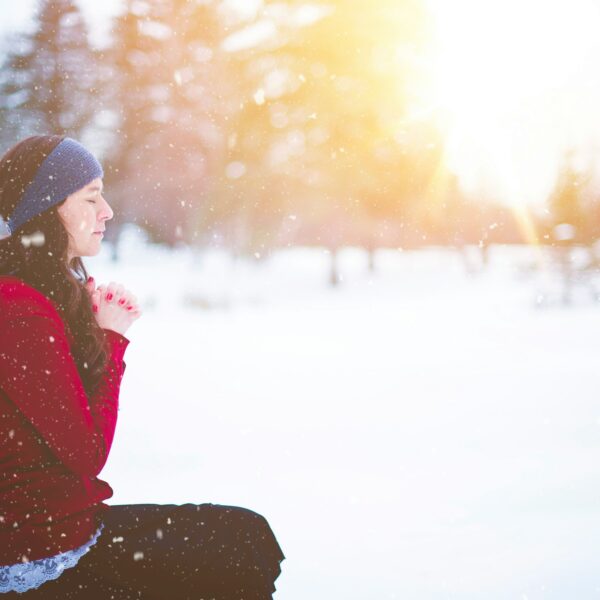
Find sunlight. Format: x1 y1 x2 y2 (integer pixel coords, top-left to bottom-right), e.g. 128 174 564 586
421 0 600 206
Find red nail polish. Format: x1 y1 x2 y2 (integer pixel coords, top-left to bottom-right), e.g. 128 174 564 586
127 306 133 311
106 293 113 301
92 304 98 313
87 276 94 283
118 298 126 305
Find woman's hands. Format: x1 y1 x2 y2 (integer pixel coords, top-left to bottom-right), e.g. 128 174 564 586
85 277 142 336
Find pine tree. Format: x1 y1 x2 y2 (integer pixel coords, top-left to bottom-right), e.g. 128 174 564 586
217 0 441 276
0 0 98 148
104 0 226 245
549 151 586 243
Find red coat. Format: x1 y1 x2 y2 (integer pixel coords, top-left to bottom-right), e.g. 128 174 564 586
0 276 129 566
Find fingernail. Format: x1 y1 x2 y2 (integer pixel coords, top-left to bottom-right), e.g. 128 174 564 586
106 293 113 301
87 276 94 283
118 298 126 305
92 304 98 313
127 306 133 311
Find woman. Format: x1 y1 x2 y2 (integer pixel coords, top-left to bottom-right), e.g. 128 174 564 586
0 135 285 599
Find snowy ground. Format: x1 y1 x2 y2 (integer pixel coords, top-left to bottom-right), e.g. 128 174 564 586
87 235 600 600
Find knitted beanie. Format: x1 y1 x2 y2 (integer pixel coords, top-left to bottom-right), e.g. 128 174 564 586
0 137 103 240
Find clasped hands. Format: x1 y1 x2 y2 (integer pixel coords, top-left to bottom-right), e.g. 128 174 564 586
84 276 142 336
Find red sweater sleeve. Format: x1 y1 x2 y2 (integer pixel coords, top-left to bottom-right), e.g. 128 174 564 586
0 288 129 478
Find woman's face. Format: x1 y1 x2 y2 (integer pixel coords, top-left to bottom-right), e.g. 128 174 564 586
57 177 113 260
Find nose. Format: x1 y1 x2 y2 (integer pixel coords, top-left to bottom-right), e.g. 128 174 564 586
98 195 114 222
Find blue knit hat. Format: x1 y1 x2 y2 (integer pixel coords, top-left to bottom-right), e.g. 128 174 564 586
0 137 104 240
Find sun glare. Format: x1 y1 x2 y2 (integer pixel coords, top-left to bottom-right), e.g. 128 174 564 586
421 0 600 206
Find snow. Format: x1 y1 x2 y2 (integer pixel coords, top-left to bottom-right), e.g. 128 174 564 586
87 239 600 599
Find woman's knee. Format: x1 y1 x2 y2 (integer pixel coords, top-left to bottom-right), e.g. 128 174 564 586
178 503 270 531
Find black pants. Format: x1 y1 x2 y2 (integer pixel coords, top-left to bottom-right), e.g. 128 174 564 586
10 503 285 600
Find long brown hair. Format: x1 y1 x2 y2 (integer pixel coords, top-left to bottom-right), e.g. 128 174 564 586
0 135 108 395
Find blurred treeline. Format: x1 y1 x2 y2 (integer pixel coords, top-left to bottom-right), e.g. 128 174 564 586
0 0 598 256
